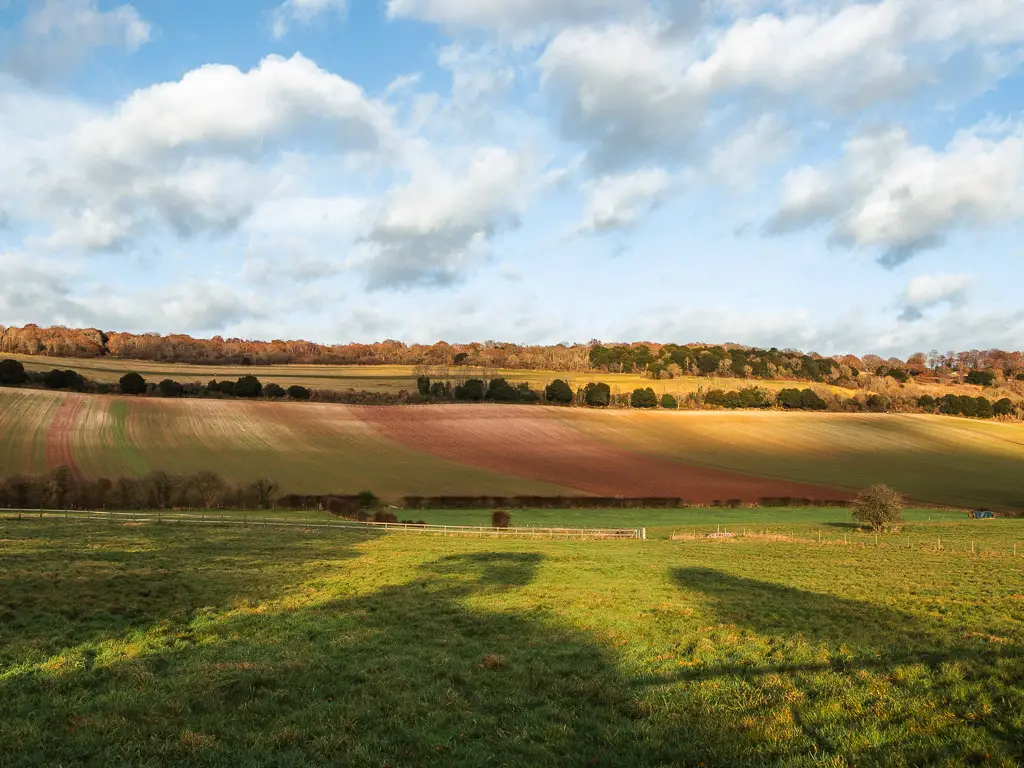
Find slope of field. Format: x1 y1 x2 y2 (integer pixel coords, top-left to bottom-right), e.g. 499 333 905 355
2 389 1023 508
2 520 1023 766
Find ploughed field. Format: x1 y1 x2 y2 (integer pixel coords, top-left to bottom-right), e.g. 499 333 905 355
2 388 1024 510
2 513 1023 766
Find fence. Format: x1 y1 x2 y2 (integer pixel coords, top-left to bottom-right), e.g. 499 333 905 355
670 525 1023 558
0 509 646 540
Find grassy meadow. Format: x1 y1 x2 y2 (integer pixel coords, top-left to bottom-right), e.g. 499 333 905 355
2 509 1023 767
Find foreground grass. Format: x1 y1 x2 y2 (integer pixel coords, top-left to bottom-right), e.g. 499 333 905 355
2 518 1023 767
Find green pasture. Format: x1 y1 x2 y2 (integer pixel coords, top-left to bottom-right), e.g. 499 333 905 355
2 515 1023 767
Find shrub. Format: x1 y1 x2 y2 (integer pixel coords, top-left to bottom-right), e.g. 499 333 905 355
429 381 450 399
851 484 904 532
492 510 511 529
263 383 286 398
777 388 803 409
119 372 147 395
43 369 85 391
287 385 311 400
357 490 377 508
584 382 611 407
866 394 890 413
1017 374 1024 382
631 387 658 408
994 398 1015 417
917 394 936 411
545 379 574 404
234 375 263 398
454 379 485 401
517 383 539 402
800 389 828 411
157 379 184 398
486 377 520 402
661 393 678 409
416 375 431 396
0 359 27 386
373 510 399 523
888 368 910 383
966 370 996 386
975 396 994 419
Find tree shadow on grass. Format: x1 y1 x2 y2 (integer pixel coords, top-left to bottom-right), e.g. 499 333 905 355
0 522 369 668
3 551 675 767
659 567 1024 765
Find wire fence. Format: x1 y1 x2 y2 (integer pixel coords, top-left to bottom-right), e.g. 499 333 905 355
670 524 1024 558
0 509 645 540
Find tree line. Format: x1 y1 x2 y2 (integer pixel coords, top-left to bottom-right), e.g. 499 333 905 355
5 324 1024 385
0 359 312 401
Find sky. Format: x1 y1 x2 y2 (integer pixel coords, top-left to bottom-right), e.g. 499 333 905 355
0 0 1023 356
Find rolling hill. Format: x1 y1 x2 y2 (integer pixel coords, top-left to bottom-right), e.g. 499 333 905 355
2 388 1022 510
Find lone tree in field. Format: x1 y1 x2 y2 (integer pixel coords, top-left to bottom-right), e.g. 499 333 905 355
119 372 147 395
851 484 904 532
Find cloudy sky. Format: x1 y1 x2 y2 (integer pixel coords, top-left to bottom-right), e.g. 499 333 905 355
1 0 1023 355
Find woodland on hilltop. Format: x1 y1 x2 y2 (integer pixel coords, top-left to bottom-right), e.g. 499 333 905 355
2 323 1024 385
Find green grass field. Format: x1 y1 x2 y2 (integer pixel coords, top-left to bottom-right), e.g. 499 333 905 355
2 510 1022 767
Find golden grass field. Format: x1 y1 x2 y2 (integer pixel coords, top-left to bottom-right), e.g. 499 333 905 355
2 388 1022 510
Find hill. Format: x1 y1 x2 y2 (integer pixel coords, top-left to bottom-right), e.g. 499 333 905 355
2 388 1022 510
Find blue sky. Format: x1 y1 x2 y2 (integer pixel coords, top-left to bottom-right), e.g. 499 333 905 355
1 0 1023 356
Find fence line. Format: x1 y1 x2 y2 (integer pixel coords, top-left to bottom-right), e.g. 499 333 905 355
0 509 645 540
670 527 1023 558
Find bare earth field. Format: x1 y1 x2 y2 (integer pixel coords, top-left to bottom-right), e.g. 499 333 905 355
2 389 1023 509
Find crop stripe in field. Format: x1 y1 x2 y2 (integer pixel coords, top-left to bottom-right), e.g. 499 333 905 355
109 399 149 475
44 394 86 478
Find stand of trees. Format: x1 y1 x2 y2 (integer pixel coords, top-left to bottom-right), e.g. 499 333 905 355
5 324 1024 385
0 468 280 511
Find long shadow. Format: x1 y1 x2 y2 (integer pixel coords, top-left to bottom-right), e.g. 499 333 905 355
0 521 368 668
662 567 1024 764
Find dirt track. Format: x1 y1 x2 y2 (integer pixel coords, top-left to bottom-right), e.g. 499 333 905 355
359 405 848 502
44 394 85 479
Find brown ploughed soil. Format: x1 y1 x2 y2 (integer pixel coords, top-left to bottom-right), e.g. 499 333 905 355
358 405 849 503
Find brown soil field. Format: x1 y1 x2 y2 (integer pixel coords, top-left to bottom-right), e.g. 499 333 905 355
43 394 85 479
359 405 848 502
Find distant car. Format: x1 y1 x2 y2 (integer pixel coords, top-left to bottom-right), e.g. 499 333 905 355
968 509 995 520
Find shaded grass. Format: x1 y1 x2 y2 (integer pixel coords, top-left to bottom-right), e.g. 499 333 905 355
2 518 1023 766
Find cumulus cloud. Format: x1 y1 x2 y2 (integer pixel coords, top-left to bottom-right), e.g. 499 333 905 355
766 122 1024 266
271 0 347 39
577 167 672 233
438 44 515 109
709 114 799 189
355 146 535 289
5 0 150 82
898 273 974 322
539 0 1024 170
0 54 395 254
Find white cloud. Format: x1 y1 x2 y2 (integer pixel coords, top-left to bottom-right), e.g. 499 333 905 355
709 113 798 189
438 44 515 108
355 146 536 288
0 54 395 254
272 0 347 39
577 167 672 233
898 273 974 321
386 0 634 37
539 0 1024 169
5 0 150 82
767 122 1024 265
